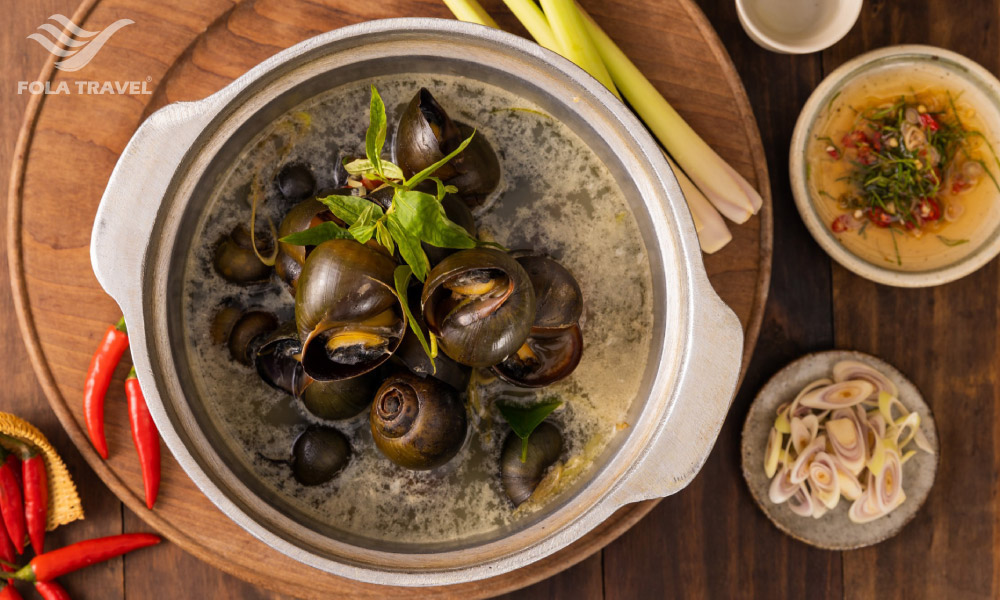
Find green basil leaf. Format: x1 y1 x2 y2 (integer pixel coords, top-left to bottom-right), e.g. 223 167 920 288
497 399 562 462
386 212 429 281
366 85 388 177
393 190 477 250
344 158 405 181
375 220 395 255
406 130 475 188
349 203 378 244
393 265 435 369
317 194 383 226
279 222 352 245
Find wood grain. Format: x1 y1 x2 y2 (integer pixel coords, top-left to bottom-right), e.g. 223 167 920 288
5 0 771 597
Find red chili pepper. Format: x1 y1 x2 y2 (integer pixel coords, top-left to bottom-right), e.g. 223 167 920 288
0 454 24 555
919 113 940 131
11 533 160 583
83 317 129 459
866 207 893 228
918 197 942 221
0 582 22 600
2 458 19 494
826 147 840 159
0 516 16 580
952 179 971 194
34 582 70 600
21 452 47 554
830 214 851 233
126 369 160 510
360 177 380 191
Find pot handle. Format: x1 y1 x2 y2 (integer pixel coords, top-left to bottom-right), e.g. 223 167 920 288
608 270 743 506
90 100 216 310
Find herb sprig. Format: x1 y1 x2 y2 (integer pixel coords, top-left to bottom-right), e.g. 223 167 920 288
281 85 479 282
498 399 562 462
280 86 484 366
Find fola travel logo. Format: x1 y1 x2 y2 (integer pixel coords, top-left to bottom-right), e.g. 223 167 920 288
17 14 152 95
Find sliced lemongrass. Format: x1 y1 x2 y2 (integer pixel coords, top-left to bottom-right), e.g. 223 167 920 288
900 449 917 464
768 465 800 504
808 452 841 510
810 487 829 519
787 485 815 517
826 417 866 475
789 435 826 484
831 455 864 501
800 380 875 410
764 427 783 479
874 450 903 510
788 378 833 418
891 411 922 452
577 6 762 223
866 431 888 478
664 153 731 252
249 174 278 267
441 0 499 27
833 360 898 399
501 0 561 52
790 414 818 455
774 403 791 434
541 0 621 99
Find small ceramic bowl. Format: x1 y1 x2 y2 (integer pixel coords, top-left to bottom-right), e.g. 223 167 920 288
741 350 939 550
790 45 1000 287
735 0 862 54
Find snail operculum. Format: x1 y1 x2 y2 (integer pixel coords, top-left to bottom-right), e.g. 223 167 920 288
500 421 563 506
254 322 301 394
369 371 468 470
421 248 535 368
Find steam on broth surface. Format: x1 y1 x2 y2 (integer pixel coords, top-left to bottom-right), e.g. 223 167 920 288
182 74 653 543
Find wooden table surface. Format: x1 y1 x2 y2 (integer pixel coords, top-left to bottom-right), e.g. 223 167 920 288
1 0 997 598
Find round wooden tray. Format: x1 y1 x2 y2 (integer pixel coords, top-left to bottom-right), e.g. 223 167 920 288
7 0 772 597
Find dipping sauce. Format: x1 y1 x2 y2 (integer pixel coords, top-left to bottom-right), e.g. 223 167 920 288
806 61 1000 270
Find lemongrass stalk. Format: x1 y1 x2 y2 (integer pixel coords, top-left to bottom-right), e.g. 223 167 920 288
539 0 621 100
577 6 762 223
664 153 731 253
442 0 499 27
502 0 562 52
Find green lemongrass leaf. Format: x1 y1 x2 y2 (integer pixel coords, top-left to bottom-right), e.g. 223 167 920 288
406 131 476 189
441 0 500 27
279 222 353 245
375 220 395 255
393 190 477 249
366 85 388 177
386 212 429 281
343 157 405 181
317 194 383 226
937 235 970 247
393 265 435 369
349 203 379 244
497 399 562 462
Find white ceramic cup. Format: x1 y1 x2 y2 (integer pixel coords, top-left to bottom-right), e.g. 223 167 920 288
735 0 863 54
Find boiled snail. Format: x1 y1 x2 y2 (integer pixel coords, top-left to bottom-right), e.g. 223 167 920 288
493 254 583 387
213 225 273 285
421 247 536 368
394 88 501 206
276 162 316 202
369 372 468 470
290 425 351 486
295 239 406 381
500 422 563 506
